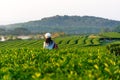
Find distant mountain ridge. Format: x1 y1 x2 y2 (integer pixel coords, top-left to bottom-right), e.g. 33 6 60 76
1 15 120 35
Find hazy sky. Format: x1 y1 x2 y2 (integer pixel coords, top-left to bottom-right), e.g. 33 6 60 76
0 0 120 25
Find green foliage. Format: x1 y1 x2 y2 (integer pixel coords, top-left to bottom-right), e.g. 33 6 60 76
0 46 120 80
100 32 120 38
0 36 119 80
85 38 93 46
92 38 101 45
106 43 120 56
77 36 86 45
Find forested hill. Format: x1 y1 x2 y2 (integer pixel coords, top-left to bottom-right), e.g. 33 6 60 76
1 15 120 35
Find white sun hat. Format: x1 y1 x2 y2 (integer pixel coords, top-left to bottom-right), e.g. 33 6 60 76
45 33 51 38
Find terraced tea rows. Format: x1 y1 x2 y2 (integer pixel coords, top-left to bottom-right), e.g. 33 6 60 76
0 36 119 80
0 40 43 49
0 36 101 49
55 36 101 47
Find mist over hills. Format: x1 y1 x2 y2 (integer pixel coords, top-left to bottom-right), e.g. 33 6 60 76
0 15 120 35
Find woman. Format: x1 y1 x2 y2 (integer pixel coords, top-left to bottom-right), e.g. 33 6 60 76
43 33 58 49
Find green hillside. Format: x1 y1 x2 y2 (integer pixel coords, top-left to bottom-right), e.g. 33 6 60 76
1 15 120 35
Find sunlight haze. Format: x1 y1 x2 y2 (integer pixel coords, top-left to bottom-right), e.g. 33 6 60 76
0 0 120 25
